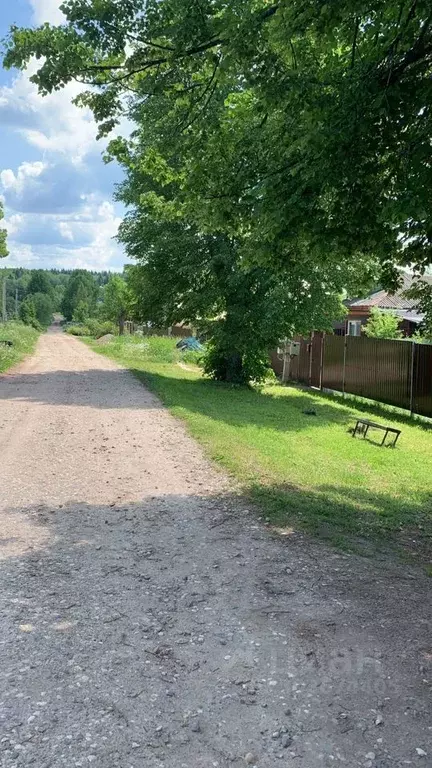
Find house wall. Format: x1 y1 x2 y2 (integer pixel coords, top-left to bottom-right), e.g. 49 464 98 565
334 309 417 337
333 308 370 336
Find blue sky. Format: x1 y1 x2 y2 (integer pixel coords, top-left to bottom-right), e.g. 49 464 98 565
0 0 127 271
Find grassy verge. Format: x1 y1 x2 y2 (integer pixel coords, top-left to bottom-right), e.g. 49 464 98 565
0 322 40 373
87 335 432 563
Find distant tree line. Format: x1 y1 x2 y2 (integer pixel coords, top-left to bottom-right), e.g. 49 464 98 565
0 268 112 330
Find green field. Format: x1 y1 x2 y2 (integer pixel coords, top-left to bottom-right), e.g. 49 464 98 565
0 322 40 373
88 335 432 563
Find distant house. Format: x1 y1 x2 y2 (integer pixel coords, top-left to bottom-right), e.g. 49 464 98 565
334 272 432 337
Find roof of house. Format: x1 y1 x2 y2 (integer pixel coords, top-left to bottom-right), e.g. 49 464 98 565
348 272 432 311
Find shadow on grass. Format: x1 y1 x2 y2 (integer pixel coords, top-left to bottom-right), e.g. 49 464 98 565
297 384 432 431
250 482 432 563
0 360 382 436
129 368 367 434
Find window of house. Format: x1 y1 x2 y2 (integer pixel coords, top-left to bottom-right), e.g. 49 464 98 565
347 320 362 337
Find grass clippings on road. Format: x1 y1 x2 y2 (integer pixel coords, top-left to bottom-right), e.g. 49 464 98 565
88 335 432 562
0 322 40 373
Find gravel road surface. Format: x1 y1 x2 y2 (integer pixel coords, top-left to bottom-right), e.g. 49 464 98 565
0 329 430 768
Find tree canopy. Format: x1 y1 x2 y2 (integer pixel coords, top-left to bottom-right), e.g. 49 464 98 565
27 270 53 296
5 0 432 378
32 292 54 327
5 0 432 278
61 270 98 321
101 274 131 334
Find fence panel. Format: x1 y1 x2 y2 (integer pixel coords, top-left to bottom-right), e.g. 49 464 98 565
271 333 431 418
413 343 432 418
344 336 412 410
310 333 323 387
296 337 311 384
322 335 345 391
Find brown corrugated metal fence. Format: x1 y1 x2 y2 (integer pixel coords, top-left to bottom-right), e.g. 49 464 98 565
272 334 432 418
413 343 432 417
344 336 412 411
321 335 345 392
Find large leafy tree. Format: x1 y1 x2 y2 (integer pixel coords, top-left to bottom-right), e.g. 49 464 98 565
121 152 356 381
129 178 374 381
6 0 431 376
27 269 53 296
61 270 98 321
4 0 432 275
100 274 131 335
126 227 348 382
32 292 54 327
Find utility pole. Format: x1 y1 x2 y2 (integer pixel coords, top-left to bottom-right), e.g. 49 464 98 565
1 278 6 323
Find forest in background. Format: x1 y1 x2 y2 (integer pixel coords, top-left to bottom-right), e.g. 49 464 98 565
0 268 113 329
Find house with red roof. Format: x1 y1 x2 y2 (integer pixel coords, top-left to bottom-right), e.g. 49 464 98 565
334 272 432 337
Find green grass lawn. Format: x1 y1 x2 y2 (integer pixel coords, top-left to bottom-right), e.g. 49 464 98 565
88 335 432 562
0 322 40 373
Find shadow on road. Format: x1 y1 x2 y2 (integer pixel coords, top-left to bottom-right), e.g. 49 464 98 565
0 365 361 436
0 368 161 410
1 494 431 766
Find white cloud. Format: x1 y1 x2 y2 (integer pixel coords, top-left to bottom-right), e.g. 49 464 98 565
0 62 101 164
1 162 45 195
58 221 74 241
0 1 130 272
0 160 89 214
30 0 66 25
6 243 39 265
2 193 126 271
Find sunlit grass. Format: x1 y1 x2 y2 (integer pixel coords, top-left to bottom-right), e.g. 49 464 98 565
0 322 40 373
89 335 432 560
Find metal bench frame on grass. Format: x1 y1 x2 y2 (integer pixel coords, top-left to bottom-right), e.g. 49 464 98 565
352 418 401 447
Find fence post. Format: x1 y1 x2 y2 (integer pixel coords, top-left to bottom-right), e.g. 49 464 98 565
409 341 416 416
308 332 314 387
342 335 347 397
319 334 325 390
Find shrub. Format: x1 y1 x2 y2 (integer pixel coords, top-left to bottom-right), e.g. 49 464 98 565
203 339 271 384
19 296 42 330
182 348 204 366
364 308 402 339
65 324 88 337
65 319 117 338
72 300 90 324
86 318 117 338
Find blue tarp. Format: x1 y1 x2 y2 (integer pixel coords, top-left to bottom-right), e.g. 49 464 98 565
176 337 203 352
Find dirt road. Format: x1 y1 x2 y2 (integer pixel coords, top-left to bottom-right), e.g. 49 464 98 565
0 330 430 768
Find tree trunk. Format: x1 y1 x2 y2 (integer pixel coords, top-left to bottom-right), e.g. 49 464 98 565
119 316 125 335
224 351 244 383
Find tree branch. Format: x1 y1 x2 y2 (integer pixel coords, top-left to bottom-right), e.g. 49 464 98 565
69 4 280 82
178 55 221 132
351 17 359 68
381 27 432 86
